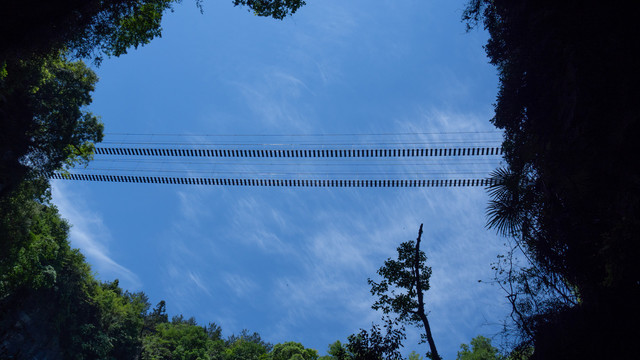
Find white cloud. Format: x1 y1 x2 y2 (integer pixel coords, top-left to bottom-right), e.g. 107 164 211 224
189 270 213 296
229 196 296 255
224 273 259 297
51 181 141 289
233 69 315 132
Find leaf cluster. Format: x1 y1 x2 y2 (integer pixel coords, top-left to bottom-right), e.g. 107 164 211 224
271 341 319 360
345 317 406 360
368 240 431 327
233 0 306 20
0 181 148 358
0 0 180 65
0 53 104 197
456 336 501 360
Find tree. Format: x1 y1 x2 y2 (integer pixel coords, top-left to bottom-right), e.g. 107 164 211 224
0 179 154 359
456 336 500 360
0 178 65 296
205 322 224 341
464 1 640 358
345 317 405 360
0 53 104 197
368 224 440 360
143 300 170 335
86 281 151 359
0 0 306 64
224 337 270 360
233 0 306 20
320 340 351 360
226 329 273 352
0 0 178 64
142 321 211 360
271 341 319 360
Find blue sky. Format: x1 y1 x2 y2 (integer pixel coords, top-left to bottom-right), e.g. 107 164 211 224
50 0 510 358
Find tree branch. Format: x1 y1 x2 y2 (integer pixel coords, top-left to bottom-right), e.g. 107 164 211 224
414 224 440 360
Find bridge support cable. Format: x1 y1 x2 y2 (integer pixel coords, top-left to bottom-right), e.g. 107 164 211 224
93 146 503 158
61 133 505 188
50 173 495 188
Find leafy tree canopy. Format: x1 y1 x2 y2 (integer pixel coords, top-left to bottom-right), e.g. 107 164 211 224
345 317 405 360
0 53 103 197
233 0 306 20
0 178 70 297
0 180 149 359
320 340 351 360
368 224 439 360
0 0 180 64
456 336 500 360
271 341 319 360
0 0 306 64
142 321 211 360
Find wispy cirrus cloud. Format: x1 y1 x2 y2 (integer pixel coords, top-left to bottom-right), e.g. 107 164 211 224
233 69 315 132
51 181 141 289
223 273 259 298
128 104 510 358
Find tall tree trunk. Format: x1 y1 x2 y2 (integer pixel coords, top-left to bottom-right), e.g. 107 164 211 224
414 224 441 360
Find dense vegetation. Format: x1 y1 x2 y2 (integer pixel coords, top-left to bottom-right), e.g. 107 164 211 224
0 178 498 359
464 1 640 358
1 180 453 360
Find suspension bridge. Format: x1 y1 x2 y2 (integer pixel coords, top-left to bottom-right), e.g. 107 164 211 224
53 131 504 188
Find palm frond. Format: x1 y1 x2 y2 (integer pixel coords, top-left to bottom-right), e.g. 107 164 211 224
486 167 527 237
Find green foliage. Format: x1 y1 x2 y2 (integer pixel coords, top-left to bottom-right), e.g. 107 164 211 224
345 317 405 360
1 0 306 64
173 314 199 326
142 322 211 360
0 0 180 64
0 180 152 359
140 323 280 360
106 0 178 59
0 53 103 196
456 336 501 360
233 0 306 20
321 340 351 360
94 281 150 358
226 329 273 352
368 240 431 325
144 300 170 335
205 322 224 340
368 225 439 360
407 351 423 360
224 330 272 360
271 341 319 360
0 178 67 296
224 338 267 360
141 315 230 360
0 178 331 360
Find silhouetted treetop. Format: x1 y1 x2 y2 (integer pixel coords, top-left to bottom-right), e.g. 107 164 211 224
233 0 306 20
465 1 640 358
0 0 307 64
